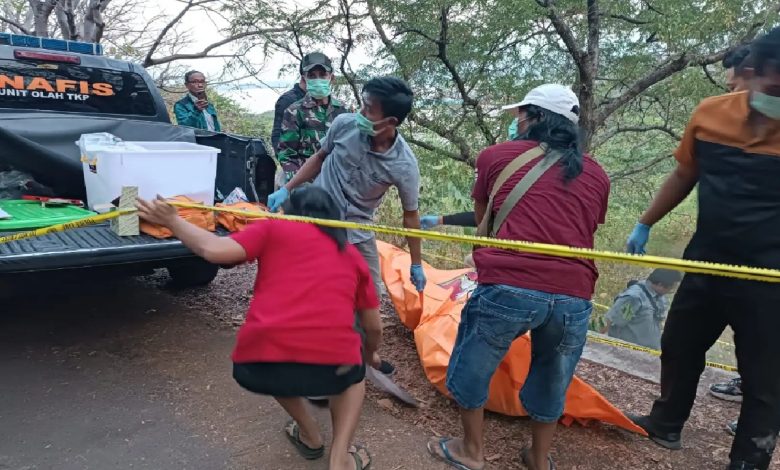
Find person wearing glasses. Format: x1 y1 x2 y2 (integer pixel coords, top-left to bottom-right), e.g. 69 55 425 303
174 70 221 132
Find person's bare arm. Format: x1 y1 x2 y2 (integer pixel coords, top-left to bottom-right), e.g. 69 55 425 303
638 164 698 226
403 210 422 265
136 197 246 265
357 307 382 367
284 148 326 191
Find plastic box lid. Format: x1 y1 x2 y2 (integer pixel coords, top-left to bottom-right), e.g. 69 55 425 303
0 200 96 231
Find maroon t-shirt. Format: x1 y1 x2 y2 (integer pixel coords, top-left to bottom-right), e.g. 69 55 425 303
472 140 610 299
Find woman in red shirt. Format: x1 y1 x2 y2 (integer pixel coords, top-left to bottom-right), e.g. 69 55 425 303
137 185 381 470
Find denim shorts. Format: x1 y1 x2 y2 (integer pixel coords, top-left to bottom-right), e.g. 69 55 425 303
446 284 592 423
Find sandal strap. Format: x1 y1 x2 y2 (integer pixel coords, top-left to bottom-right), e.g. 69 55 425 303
438 438 477 470
350 445 371 470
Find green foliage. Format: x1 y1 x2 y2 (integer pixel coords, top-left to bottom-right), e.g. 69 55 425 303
360 0 778 165
207 93 274 138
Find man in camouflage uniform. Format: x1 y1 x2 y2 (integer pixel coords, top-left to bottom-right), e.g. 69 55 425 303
277 52 347 182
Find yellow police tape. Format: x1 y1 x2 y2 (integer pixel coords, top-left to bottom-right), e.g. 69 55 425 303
3 200 780 284
175 201 780 282
591 302 735 349
586 334 738 372
0 201 743 371
0 209 135 244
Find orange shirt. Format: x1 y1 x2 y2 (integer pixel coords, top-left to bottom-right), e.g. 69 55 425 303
675 92 780 268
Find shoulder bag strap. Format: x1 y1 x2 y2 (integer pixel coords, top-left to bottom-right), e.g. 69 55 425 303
490 148 562 237
476 145 545 237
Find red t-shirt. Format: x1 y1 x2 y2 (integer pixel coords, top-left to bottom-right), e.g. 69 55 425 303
472 140 610 299
229 220 378 365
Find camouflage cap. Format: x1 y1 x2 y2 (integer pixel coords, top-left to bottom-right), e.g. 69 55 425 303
300 52 333 73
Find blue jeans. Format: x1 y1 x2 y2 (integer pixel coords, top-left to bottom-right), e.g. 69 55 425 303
446 284 592 423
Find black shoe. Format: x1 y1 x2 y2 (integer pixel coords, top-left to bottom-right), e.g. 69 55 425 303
627 413 682 450
710 377 743 403
377 359 395 376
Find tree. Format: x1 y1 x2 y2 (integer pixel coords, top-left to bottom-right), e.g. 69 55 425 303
0 0 346 92
0 0 110 42
260 0 778 170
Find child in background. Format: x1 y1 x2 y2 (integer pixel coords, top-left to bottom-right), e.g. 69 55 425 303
136 185 381 470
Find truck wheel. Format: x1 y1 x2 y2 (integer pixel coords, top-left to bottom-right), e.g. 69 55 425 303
166 259 219 288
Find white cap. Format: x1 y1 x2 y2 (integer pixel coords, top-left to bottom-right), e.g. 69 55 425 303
501 84 580 124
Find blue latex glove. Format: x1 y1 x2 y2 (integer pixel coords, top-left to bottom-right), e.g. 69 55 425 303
420 215 441 230
267 187 290 212
410 264 427 292
626 222 651 254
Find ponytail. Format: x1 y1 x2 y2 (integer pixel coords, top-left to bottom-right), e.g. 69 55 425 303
521 104 584 182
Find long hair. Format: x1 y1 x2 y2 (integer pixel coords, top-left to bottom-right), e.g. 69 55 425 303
282 184 347 251
519 104 584 182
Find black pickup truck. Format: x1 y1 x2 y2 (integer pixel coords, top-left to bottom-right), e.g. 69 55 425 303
0 33 275 289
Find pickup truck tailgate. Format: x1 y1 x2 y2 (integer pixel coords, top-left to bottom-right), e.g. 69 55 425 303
0 224 193 273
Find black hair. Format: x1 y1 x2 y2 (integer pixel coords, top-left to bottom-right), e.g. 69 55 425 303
518 104 583 182
362 76 414 124
184 70 204 83
648 269 683 287
723 46 751 71
751 27 780 77
282 184 347 251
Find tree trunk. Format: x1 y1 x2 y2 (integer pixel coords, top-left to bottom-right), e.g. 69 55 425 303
578 83 597 150
580 0 600 150
29 0 58 37
54 0 78 40
82 0 108 43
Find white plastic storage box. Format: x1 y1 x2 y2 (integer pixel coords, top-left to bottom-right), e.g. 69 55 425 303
78 138 219 211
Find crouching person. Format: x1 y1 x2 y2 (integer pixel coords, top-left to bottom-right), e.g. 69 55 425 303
427 85 610 470
136 185 381 470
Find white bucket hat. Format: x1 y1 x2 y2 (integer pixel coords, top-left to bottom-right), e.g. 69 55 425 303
501 84 580 124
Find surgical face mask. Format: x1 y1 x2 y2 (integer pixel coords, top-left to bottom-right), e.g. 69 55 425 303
507 117 530 140
750 91 780 120
356 112 382 136
306 78 331 99
508 118 519 140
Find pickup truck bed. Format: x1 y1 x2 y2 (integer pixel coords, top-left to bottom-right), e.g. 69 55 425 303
0 38 273 288
0 224 208 273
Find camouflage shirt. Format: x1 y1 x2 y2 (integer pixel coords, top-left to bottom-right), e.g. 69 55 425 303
277 94 347 181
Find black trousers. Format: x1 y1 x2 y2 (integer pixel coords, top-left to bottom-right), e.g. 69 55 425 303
649 274 780 469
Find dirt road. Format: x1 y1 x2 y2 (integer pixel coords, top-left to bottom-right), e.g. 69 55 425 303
0 267 772 470
0 276 447 470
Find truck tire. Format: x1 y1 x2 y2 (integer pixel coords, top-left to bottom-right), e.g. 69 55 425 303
166 259 219 288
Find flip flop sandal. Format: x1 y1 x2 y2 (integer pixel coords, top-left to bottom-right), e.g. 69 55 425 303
427 437 483 470
284 420 324 460
348 444 372 470
520 446 556 470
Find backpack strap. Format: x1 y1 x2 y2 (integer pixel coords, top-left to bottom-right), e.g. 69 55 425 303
637 283 661 317
476 145 545 237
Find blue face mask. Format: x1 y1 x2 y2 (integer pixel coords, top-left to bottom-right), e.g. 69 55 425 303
306 78 331 99
508 116 531 141
750 92 780 120
507 118 519 140
356 112 380 136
